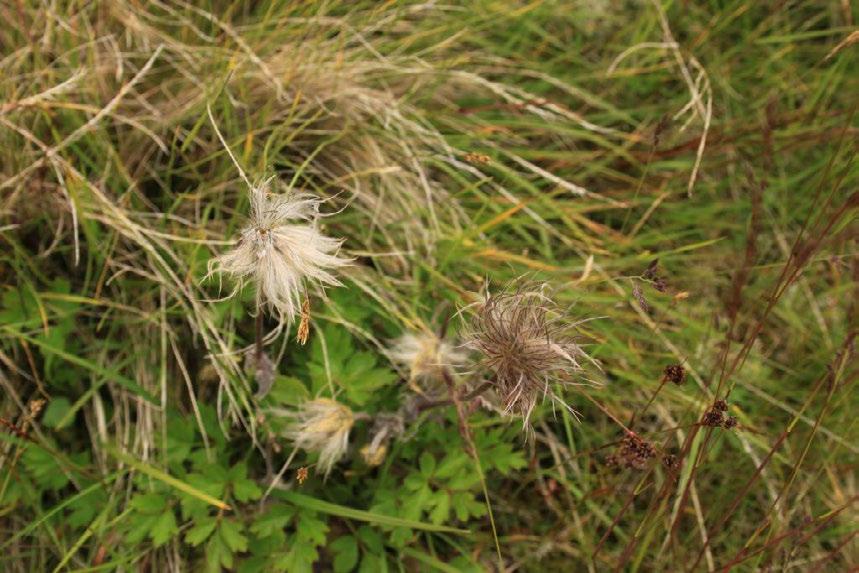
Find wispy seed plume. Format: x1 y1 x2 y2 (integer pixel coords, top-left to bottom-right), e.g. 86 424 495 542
388 331 467 392
210 180 350 325
466 283 590 425
283 398 354 478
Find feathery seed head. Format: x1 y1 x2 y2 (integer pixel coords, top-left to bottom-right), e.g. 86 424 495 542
359 413 404 467
466 283 587 424
388 331 467 384
210 180 350 324
285 398 354 477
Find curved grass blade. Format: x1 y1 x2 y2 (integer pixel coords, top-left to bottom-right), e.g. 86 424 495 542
275 491 470 535
106 446 231 511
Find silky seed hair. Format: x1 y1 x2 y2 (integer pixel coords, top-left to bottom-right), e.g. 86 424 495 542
388 331 467 389
282 398 355 478
209 179 350 325
466 282 589 425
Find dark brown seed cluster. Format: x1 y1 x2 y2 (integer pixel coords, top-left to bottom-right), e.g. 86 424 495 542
702 399 738 429
632 283 650 313
702 409 724 427
662 364 686 385
607 432 657 470
467 284 585 423
661 453 680 471
642 259 669 293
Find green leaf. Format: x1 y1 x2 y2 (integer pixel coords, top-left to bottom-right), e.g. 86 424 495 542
359 553 388 573
267 376 309 406
41 397 72 428
22 446 70 490
280 542 319 573
206 531 233 571
419 452 436 477
186 519 217 546
429 491 451 525
229 463 262 502
220 518 248 553
331 535 359 573
150 510 178 547
130 492 167 514
357 526 383 553
295 510 329 546
250 504 295 537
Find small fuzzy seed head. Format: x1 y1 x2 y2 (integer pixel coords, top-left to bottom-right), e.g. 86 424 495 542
388 331 467 386
284 398 354 477
466 283 588 424
210 180 350 324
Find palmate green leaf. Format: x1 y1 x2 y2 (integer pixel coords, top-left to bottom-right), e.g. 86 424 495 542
206 530 233 572
294 510 329 546
220 518 249 553
266 375 310 407
185 518 217 546
228 462 262 502
429 491 451 525
41 397 72 428
278 542 319 573
359 553 389 573
330 535 359 573
150 510 178 547
306 326 396 405
0 285 39 327
419 452 436 477
126 513 159 545
277 510 329 573
276 491 470 534
22 445 70 490
451 492 486 522
250 504 295 537
180 472 226 519
130 492 167 514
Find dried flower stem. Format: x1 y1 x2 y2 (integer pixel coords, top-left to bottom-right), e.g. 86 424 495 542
442 369 475 457
255 304 264 361
413 379 493 414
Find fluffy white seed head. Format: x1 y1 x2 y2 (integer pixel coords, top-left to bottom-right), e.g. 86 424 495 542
388 331 467 383
210 181 350 324
284 398 354 477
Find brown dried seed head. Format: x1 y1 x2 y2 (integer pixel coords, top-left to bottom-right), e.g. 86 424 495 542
632 283 650 313
723 416 738 429
28 399 46 418
464 152 491 164
297 298 311 345
714 399 728 412
662 364 686 385
296 467 309 484
661 453 680 471
613 432 657 470
467 283 588 424
643 259 660 280
702 409 724 427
